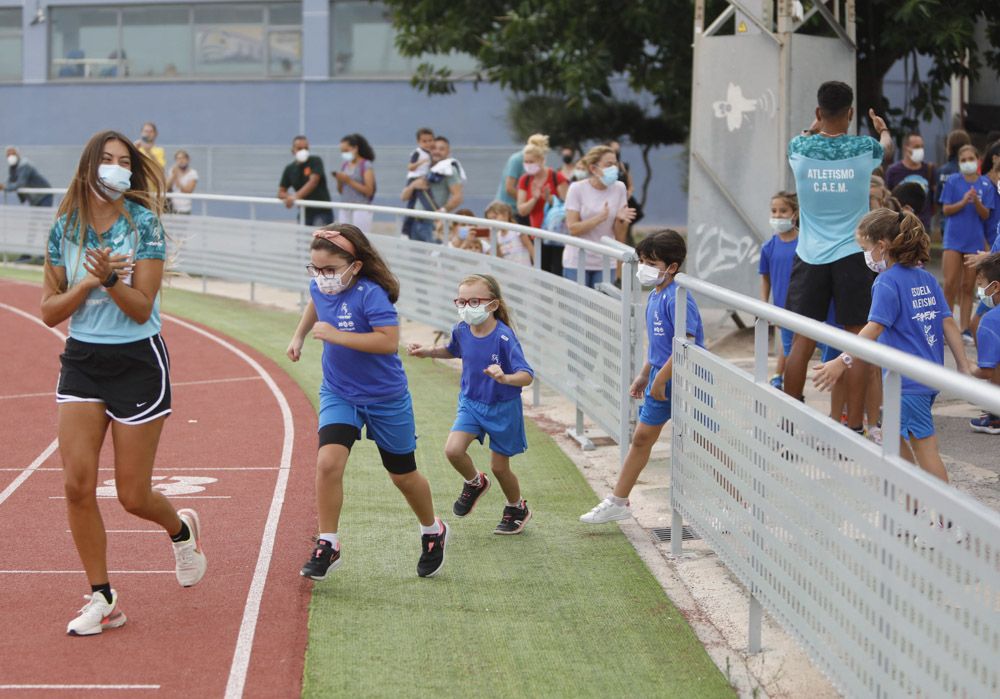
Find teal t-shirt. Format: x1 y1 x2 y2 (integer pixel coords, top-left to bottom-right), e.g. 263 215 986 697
47 199 166 344
496 151 524 207
788 134 884 264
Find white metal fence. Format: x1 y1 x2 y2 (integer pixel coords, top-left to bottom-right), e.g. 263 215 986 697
0 192 644 460
670 273 1000 699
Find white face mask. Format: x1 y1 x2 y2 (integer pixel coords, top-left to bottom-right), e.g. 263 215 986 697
909 147 925 164
572 168 587 180
769 218 794 234
295 148 310 164
977 282 997 309
523 162 541 176
863 248 887 274
341 151 354 162
6 155 17 167
96 163 132 200
314 264 356 295
457 303 493 326
636 263 666 287
959 161 978 175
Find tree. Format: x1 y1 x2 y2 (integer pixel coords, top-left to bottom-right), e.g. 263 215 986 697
854 1 1000 137
381 0 693 209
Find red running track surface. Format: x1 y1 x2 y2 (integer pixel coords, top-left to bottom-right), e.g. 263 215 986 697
0 279 318 698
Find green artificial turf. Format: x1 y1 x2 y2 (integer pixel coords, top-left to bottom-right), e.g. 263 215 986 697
1 266 734 698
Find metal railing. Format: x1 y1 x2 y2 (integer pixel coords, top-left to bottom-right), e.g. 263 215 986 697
669 273 1000 699
0 190 644 460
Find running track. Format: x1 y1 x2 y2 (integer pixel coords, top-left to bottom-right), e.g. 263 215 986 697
0 278 317 698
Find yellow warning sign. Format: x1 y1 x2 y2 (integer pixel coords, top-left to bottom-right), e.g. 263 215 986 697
737 20 748 33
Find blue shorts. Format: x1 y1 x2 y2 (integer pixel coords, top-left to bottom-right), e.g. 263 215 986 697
943 227 987 254
639 379 672 426
451 395 527 457
562 267 615 289
900 393 935 440
779 327 793 357
318 387 417 454
818 343 841 363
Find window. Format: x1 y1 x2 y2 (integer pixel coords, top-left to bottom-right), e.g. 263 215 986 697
0 8 21 81
329 1 476 78
49 3 301 80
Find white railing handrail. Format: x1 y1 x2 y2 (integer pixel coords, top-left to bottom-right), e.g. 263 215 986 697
674 272 1000 415
11 187 636 262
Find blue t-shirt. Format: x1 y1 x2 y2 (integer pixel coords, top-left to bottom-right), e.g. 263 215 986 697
868 265 951 394
976 305 1000 370
496 151 524 207
310 276 408 405
984 180 1000 248
788 134 884 264
758 234 798 308
939 173 997 253
47 199 166 344
646 282 705 369
446 320 533 404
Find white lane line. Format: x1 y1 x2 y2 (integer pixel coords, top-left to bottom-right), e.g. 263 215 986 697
0 685 159 691
48 496 232 500
164 315 295 699
66 530 161 534
0 375 263 401
0 303 65 508
0 440 58 508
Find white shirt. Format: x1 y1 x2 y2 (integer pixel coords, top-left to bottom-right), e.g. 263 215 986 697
170 168 199 213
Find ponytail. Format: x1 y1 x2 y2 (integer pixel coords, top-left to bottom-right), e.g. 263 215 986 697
859 208 929 268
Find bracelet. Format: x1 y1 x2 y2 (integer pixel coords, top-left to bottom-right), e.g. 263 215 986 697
101 271 119 288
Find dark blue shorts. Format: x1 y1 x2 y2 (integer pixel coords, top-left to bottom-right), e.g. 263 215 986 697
318 387 417 454
451 395 527 457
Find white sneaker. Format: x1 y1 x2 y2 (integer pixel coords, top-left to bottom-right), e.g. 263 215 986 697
580 497 630 524
173 508 207 587
868 425 883 446
66 590 126 636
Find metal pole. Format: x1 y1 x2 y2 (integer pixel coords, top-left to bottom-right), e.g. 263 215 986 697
754 316 769 383
881 370 901 459
671 285 689 558
749 594 763 653
532 236 543 408
618 256 634 463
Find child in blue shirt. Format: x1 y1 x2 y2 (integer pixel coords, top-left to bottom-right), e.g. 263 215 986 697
939 144 997 343
759 191 799 390
581 230 704 524
287 224 449 580
969 253 1000 434
408 274 535 534
814 210 971 487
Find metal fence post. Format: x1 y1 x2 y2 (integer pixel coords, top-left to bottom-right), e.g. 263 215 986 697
618 255 636 463
748 315 770 653
566 256 595 451
532 236 543 408
670 284 688 558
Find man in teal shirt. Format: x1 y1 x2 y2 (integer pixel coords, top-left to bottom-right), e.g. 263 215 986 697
783 81 893 435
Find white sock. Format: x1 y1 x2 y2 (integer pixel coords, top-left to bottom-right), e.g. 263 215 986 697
609 495 628 507
318 532 339 549
465 473 482 486
506 499 523 508
419 519 442 536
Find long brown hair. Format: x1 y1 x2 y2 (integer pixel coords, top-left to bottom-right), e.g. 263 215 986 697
311 223 400 303
857 208 929 268
460 273 514 329
58 130 166 243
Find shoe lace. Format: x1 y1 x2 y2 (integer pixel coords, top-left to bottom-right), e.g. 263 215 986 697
175 542 197 568
458 481 479 505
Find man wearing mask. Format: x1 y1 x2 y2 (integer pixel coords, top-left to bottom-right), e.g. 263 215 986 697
885 132 935 230
278 135 333 226
400 136 464 243
134 122 166 168
0 147 53 207
558 146 578 181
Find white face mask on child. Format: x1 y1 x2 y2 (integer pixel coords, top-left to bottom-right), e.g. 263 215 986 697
457 303 493 326
863 248 887 274
769 218 794 234
315 265 356 295
977 282 997 309
636 263 666 287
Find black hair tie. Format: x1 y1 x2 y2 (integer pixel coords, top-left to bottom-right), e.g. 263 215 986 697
898 211 906 223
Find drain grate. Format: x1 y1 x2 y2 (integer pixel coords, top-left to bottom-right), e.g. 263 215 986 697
651 525 700 542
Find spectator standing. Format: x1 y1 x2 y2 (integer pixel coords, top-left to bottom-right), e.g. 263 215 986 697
165 150 198 215
401 127 435 238
563 145 635 288
334 133 376 233
516 135 568 229
400 136 464 243
758 191 800 390
486 201 533 266
1 147 53 206
134 122 166 169
497 134 546 225
935 129 972 234
278 135 333 227
884 133 935 230
981 141 1000 250
558 146 577 182
782 80 893 437
969 253 1000 434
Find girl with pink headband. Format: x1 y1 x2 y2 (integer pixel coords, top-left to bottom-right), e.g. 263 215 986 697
287 223 450 579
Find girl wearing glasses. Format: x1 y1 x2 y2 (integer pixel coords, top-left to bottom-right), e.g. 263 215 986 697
407 274 534 534
287 224 449 579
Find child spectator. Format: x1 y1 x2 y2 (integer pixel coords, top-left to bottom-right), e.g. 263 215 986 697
166 150 198 215
891 181 926 217
813 210 971 497
759 191 799 390
939 144 997 343
447 208 487 253
970 252 1000 434
486 201 533 266
401 127 435 238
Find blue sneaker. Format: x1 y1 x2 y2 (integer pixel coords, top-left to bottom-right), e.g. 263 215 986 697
768 374 783 390
970 413 1000 434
